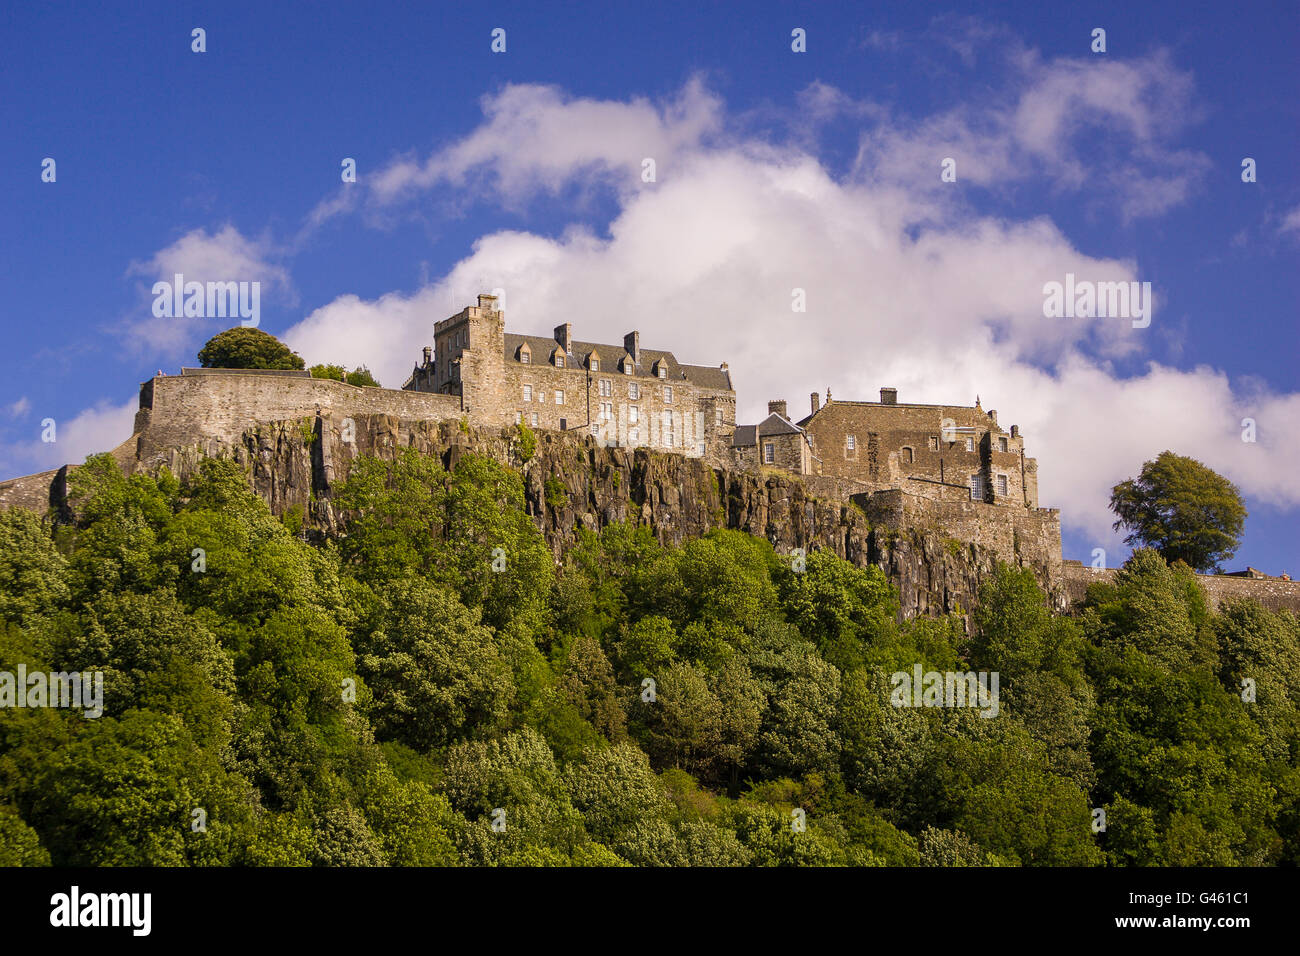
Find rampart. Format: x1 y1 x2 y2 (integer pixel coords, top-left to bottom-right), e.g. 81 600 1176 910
1062 562 1300 613
129 370 463 470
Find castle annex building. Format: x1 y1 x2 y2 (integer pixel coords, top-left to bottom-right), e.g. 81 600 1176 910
403 294 738 459
735 389 1039 509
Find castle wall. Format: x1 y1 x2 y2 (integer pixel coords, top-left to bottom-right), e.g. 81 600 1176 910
856 488 1064 588
1061 562 1300 614
131 371 462 471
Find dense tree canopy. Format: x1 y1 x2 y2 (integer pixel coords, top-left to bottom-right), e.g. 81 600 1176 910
0 446 1294 867
1109 450 1247 572
309 364 381 387
198 327 306 370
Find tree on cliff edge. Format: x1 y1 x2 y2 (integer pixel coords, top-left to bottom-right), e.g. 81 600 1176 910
198 327 305 370
1109 451 1246 573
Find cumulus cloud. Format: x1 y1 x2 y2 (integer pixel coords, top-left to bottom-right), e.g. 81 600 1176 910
0 395 137 478
853 49 1209 220
279 65 1289 546
122 225 294 359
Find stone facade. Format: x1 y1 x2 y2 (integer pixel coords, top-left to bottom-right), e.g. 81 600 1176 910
732 401 815 474
403 293 738 463
788 387 1039 508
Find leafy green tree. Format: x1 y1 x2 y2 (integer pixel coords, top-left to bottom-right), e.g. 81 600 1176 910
0 510 69 627
1109 451 1246 571
198 327 305 370
356 578 514 751
309 364 380 387
0 805 51 865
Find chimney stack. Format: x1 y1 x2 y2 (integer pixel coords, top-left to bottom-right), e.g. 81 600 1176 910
624 331 640 363
811 392 820 414
1011 425 1020 439
554 323 572 353
768 399 787 419
422 346 432 365
880 387 898 405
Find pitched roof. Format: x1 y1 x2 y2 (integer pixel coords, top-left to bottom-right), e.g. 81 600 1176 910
503 333 731 390
732 413 805 447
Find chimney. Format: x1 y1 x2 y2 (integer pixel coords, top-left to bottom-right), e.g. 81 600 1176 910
422 346 432 365
768 399 787 419
826 387 832 404
554 323 572 353
880 387 898 405
1011 425 1020 439
811 392 820 414
477 293 498 311
624 331 640 363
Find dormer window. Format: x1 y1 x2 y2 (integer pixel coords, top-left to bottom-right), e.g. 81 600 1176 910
518 344 531 364
623 355 634 374
554 352 565 369
590 358 599 371
655 360 668 379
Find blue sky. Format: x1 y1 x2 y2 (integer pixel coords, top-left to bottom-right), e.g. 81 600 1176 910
2 0 1297 572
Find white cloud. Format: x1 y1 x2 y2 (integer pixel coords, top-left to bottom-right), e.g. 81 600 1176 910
280 72 1292 545
0 395 138 478
5 397 30 419
122 225 294 359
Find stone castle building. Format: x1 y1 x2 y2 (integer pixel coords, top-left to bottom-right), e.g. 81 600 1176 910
403 294 737 460
736 389 1039 508
402 295 1038 512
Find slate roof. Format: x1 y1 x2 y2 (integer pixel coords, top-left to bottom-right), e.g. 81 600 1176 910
503 334 731 391
732 413 806 447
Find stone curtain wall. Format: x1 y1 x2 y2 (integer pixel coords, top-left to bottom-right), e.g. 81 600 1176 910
132 371 463 470
1062 563 1300 613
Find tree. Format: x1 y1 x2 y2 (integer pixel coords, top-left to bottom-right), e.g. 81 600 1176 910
198 327 305 370
309 363 380 387
1109 451 1246 572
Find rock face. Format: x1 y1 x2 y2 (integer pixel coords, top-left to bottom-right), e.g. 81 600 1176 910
135 411 1041 627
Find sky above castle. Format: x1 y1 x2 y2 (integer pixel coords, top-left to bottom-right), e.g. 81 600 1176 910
2 1 1297 572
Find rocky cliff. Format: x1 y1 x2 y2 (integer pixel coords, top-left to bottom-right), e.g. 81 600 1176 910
132 410 1032 626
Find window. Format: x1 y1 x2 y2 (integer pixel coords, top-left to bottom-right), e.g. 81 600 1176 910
629 427 639 443
764 443 775 464
715 407 723 425
998 436 1008 453
664 385 674 404
523 384 532 402
902 446 914 463
531 412 539 427
928 436 938 451
599 379 611 397
624 360 633 375
629 383 640 399
658 366 667 379
555 354 565 368
590 359 599 372
970 475 984 500
965 437 974 452
697 442 707 456
599 402 613 421
515 411 522 425
520 351 530 364
997 474 1008 497
538 390 545 404
555 390 564 405
663 413 674 446
846 435 856 451
629 406 639 423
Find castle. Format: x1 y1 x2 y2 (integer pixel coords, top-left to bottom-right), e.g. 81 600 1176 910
0 294 1295 617
403 294 1040 511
